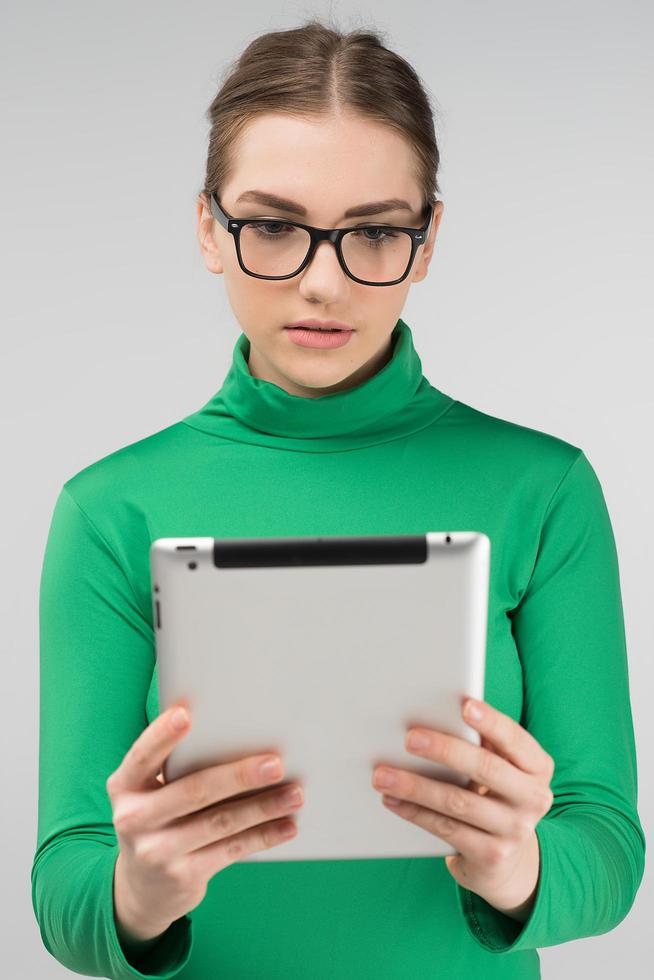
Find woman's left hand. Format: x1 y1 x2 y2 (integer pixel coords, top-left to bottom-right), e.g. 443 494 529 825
372 697 555 920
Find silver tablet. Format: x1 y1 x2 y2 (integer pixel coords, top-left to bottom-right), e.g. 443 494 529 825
150 531 490 861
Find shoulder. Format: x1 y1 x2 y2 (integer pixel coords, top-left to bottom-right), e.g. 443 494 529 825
446 396 585 490
60 420 190 520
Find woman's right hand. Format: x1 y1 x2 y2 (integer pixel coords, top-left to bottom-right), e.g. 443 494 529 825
106 703 304 943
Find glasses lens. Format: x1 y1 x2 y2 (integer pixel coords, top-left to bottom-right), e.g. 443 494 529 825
240 221 311 278
341 227 413 283
239 221 413 283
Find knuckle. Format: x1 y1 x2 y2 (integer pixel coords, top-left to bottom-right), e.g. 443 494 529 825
506 727 520 756
404 771 420 798
184 772 209 811
113 802 140 834
434 813 456 836
126 743 148 770
261 824 276 848
133 836 164 868
274 820 293 843
225 835 245 860
478 748 499 785
513 814 535 841
444 787 467 815
544 754 556 778
209 805 234 838
537 786 554 815
266 821 288 848
487 839 511 866
105 772 120 798
435 736 452 766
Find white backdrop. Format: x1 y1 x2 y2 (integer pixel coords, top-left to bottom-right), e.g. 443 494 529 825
2 1 651 976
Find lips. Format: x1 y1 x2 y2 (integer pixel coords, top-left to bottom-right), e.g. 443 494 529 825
285 319 353 331
285 325 355 348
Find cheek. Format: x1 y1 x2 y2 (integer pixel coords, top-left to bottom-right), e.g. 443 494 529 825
345 282 407 328
237 268 294 301
223 267 275 319
365 281 410 315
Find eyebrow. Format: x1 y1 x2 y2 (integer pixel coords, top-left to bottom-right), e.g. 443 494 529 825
233 189 415 220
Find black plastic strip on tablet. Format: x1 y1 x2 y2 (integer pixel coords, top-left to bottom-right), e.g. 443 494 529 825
213 534 429 568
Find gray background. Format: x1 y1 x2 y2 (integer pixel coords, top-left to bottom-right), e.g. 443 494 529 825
2 0 651 976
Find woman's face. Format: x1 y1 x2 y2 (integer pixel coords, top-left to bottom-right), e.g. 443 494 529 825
197 112 444 397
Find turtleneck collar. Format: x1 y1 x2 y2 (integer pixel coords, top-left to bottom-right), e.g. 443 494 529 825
181 317 455 453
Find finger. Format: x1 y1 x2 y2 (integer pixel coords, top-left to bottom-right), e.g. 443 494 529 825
377 767 512 836
108 702 191 794
187 812 298 880
461 699 552 777
128 750 287 828
467 737 492 794
152 782 303 858
381 794 494 862
404 724 527 803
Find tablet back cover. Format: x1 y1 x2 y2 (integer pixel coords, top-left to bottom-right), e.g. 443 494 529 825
150 531 489 861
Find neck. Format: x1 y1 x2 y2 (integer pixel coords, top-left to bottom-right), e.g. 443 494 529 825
246 334 394 399
181 317 456 453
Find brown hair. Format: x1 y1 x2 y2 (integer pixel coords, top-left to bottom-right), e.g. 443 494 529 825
198 16 443 213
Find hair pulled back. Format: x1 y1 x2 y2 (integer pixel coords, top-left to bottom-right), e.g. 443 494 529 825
199 17 443 210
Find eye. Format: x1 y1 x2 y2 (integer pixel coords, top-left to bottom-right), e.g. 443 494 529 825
351 227 400 248
250 221 297 238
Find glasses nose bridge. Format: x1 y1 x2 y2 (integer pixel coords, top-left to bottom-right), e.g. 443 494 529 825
306 226 343 266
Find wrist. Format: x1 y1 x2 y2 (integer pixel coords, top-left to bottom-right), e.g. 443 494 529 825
113 851 171 946
485 832 541 923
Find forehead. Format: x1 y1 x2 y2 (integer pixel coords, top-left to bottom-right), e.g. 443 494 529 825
228 113 422 217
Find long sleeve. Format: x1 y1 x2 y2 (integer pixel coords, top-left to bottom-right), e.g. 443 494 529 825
31 485 194 978
454 449 647 953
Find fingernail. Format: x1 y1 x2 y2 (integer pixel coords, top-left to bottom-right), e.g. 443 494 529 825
464 699 483 721
172 707 188 730
375 768 397 788
260 756 282 778
407 731 430 750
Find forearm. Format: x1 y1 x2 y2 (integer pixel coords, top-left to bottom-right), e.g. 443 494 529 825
32 839 193 978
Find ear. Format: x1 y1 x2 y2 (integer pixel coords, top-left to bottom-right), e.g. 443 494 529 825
410 200 444 284
197 193 225 275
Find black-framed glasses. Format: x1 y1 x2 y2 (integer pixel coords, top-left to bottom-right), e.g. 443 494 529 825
209 193 435 287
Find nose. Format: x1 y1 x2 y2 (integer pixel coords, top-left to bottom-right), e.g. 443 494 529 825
304 239 346 277
297 240 350 301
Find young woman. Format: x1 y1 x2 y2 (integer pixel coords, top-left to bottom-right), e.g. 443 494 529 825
32 19 645 980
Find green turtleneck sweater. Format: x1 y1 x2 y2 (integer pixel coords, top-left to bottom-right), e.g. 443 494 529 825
32 319 645 978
